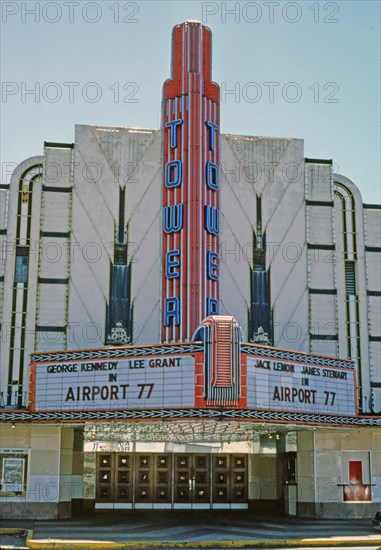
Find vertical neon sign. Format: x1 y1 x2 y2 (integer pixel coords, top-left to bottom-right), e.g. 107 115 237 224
161 21 220 343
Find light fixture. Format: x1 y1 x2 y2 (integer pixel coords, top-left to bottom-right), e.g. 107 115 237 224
275 434 281 441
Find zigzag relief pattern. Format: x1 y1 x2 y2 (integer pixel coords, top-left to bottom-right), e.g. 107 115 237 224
31 344 204 363
1 408 380 426
32 343 352 369
241 345 354 370
31 343 355 369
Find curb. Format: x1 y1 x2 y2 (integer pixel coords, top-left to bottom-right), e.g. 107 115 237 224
24 537 381 549
2 528 379 550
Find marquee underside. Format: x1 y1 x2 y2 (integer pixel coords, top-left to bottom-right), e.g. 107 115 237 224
2 408 379 432
82 418 335 444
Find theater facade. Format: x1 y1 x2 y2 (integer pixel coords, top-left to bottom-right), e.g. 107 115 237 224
0 21 380 520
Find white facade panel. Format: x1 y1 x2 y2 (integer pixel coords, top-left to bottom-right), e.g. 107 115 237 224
37 284 67 326
220 135 258 331
44 148 72 189
39 238 68 278
369 341 381 413
41 192 70 233
92 126 156 188
35 331 66 353
132 238 161 345
308 250 336 289
220 135 310 351
369 341 381 378
366 253 381 290
0 189 8 228
310 340 338 358
273 255 309 351
67 125 118 349
0 235 5 277
310 294 337 335
305 163 332 202
67 273 105 350
126 132 161 344
307 206 334 244
266 142 308 351
364 209 381 247
368 296 381 336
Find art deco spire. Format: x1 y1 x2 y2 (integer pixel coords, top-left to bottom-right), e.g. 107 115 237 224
161 21 220 343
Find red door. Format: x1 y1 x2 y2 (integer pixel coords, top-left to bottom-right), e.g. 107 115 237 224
343 460 371 502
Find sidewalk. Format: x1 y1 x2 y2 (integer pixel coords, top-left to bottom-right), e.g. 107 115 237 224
1 511 380 549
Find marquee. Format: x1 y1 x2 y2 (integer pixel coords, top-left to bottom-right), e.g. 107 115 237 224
28 329 358 419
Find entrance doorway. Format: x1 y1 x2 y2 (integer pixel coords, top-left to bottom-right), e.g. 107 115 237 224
96 452 248 509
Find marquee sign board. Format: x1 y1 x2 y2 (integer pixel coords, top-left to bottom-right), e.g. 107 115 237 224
246 356 357 416
27 335 360 421
30 355 195 411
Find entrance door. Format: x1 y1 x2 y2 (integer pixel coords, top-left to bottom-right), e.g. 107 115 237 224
96 453 133 507
96 452 248 509
135 453 172 507
174 454 210 508
213 454 247 507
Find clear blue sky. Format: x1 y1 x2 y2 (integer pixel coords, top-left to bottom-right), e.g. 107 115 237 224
1 0 380 203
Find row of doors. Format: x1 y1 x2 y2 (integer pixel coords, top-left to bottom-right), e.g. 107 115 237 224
96 453 248 508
